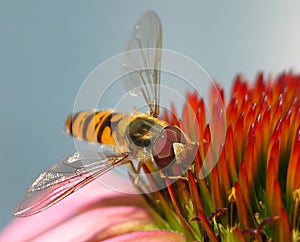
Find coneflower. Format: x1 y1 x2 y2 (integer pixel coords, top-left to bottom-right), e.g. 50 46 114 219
132 72 300 241
1 72 299 242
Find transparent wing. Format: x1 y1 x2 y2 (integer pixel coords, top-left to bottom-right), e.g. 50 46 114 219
122 10 162 117
14 151 129 217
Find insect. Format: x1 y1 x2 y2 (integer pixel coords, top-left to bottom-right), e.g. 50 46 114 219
14 10 197 217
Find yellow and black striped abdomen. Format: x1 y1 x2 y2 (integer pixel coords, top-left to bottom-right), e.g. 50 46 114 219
65 110 124 145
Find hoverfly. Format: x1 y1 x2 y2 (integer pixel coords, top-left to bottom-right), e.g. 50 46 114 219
14 10 197 217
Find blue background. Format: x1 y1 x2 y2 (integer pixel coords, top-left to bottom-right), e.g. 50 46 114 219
1 1 300 231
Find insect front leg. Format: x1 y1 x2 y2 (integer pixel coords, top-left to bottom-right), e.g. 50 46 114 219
127 159 147 186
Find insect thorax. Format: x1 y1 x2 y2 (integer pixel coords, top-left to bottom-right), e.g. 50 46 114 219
112 113 167 152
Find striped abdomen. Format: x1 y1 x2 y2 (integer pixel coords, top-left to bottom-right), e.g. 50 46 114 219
65 110 124 145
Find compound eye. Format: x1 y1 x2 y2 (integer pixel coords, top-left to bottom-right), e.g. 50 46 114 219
152 126 186 169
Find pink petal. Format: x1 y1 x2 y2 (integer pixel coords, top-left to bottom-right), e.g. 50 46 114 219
29 206 153 241
0 174 150 241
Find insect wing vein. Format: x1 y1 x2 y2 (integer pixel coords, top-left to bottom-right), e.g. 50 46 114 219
122 10 162 116
14 152 129 217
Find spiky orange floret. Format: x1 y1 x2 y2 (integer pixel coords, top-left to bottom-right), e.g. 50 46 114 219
154 72 300 240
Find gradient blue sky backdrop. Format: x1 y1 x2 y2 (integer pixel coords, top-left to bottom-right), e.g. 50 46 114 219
1 1 300 231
